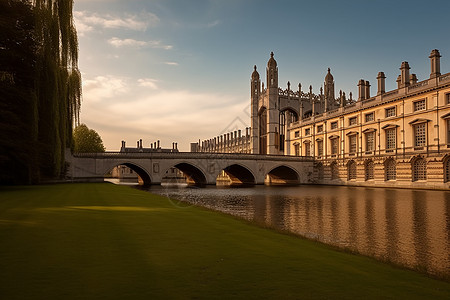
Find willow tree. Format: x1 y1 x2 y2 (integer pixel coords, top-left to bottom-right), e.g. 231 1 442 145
33 0 81 178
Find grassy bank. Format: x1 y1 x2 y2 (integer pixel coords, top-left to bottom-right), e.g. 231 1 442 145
0 183 448 299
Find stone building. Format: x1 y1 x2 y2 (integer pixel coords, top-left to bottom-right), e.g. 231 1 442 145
284 49 450 189
194 49 450 189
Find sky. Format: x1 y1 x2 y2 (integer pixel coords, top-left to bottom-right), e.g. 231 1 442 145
73 0 450 151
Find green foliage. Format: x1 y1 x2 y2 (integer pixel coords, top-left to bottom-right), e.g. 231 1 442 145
73 124 105 153
0 0 81 183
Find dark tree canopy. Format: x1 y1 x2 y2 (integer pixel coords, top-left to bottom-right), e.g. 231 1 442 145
0 0 82 184
73 124 105 153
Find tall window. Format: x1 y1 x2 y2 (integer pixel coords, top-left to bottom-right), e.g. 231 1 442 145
349 117 357 126
317 140 323 156
279 111 286 151
259 109 267 154
414 123 426 147
412 157 427 181
386 128 396 149
365 160 374 181
447 119 450 144
331 121 338 130
413 99 426 111
385 159 396 181
349 135 357 153
385 107 396 118
330 162 339 180
294 144 300 156
365 132 375 151
446 93 450 104
347 160 357 180
331 138 339 155
305 142 311 156
295 131 300 138
317 125 323 133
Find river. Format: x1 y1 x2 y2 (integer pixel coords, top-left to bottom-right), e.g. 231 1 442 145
141 184 449 279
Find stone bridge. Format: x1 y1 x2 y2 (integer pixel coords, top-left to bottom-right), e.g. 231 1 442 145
65 152 314 186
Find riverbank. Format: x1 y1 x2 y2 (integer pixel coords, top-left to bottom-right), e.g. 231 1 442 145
0 183 448 299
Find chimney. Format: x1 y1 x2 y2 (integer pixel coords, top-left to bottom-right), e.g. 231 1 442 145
358 79 366 101
400 61 410 87
377 72 386 95
396 75 401 89
365 81 370 99
410 74 418 84
429 49 441 79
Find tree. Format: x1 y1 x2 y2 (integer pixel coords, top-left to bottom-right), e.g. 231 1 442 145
73 124 105 153
0 0 38 184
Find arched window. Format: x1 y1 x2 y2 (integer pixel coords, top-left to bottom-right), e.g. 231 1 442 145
347 160 356 180
330 162 339 180
445 157 450 183
384 159 396 181
365 160 374 181
412 157 427 181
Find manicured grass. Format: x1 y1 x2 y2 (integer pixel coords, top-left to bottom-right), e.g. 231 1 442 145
0 183 448 299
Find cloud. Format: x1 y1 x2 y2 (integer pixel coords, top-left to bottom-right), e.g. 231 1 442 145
108 37 172 49
207 20 221 28
80 80 249 151
164 62 179 66
82 75 129 100
137 78 159 89
74 11 159 33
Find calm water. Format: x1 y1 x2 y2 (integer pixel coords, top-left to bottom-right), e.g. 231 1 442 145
144 185 450 279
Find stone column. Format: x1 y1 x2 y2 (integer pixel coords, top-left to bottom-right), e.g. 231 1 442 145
429 49 441 79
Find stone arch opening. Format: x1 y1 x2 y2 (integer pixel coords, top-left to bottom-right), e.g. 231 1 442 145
172 163 207 186
217 164 256 186
106 163 151 186
265 165 299 186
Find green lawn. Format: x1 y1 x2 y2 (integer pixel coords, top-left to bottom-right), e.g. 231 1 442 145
0 183 448 299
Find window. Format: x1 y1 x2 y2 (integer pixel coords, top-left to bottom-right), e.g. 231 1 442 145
349 117 357 126
347 160 356 180
413 99 426 111
305 142 311 156
294 144 300 156
447 119 450 144
317 125 323 133
294 131 300 138
386 128 396 149
385 159 396 181
349 135 357 153
305 128 311 136
330 162 339 180
331 138 339 155
365 160 374 180
446 93 450 104
414 123 426 147
365 132 375 151
331 121 338 130
412 158 427 181
365 112 374 122
385 107 396 118
317 140 323 156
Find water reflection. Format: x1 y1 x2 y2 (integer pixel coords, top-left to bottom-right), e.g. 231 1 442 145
146 185 450 279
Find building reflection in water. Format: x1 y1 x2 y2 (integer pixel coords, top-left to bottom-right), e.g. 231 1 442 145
151 185 449 279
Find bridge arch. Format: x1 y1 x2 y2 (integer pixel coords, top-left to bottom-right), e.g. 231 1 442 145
166 162 207 186
105 162 152 186
265 165 300 185
218 163 256 186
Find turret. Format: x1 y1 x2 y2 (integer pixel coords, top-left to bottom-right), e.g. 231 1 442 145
324 68 335 107
266 52 278 89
